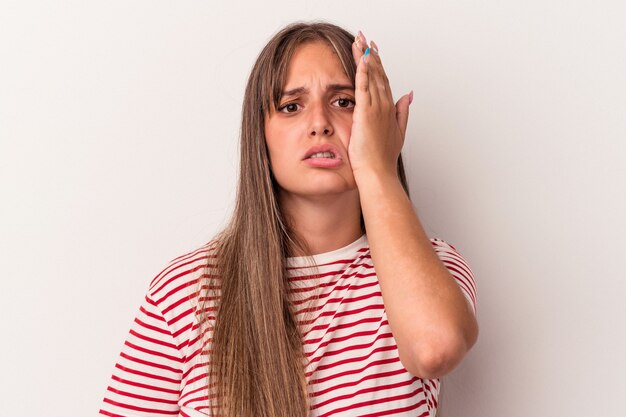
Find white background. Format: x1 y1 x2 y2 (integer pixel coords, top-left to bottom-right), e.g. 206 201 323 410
1 1 625 416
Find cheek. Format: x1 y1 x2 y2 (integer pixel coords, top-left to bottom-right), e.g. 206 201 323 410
265 140 293 178
265 125 298 164
338 116 353 147
264 128 281 167
267 147 284 170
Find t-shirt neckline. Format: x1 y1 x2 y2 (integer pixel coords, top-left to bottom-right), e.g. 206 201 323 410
287 234 368 267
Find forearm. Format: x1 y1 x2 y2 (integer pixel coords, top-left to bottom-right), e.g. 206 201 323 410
355 169 478 378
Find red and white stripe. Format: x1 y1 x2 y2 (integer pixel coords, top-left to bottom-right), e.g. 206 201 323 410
100 236 476 416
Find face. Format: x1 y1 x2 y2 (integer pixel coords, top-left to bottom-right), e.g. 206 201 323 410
264 40 357 202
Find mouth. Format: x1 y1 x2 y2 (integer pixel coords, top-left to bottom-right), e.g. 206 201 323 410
307 151 337 159
303 144 342 161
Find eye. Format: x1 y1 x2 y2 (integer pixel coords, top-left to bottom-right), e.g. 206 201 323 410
334 97 355 109
278 102 300 113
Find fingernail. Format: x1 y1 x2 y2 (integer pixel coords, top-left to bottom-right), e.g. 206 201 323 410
409 90 414 105
371 40 379 54
363 48 370 62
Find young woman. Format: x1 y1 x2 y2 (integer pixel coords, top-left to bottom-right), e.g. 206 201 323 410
100 21 478 417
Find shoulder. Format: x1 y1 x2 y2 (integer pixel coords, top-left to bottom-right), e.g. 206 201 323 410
430 237 459 251
429 238 470 270
430 238 478 313
146 240 219 312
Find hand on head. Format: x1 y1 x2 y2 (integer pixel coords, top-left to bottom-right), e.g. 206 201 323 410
350 30 413 180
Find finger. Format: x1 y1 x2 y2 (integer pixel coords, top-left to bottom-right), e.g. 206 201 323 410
396 91 413 139
363 46 385 109
357 31 368 52
352 30 367 63
369 40 394 105
355 49 371 106
352 41 361 65
361 43 387 110
370 39 380 56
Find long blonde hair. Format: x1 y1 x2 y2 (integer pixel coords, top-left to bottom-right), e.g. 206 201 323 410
198 21 410 417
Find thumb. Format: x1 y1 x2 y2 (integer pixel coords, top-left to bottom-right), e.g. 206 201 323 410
396 90 413 138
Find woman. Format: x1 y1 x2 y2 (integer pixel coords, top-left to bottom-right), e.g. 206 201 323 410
100 21 478 417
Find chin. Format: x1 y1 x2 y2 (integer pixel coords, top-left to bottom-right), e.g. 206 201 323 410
281 185 358 200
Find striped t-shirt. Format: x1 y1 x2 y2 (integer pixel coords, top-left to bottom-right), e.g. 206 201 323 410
100 234 477 417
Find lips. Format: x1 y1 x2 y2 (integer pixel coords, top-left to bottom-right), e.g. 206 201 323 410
303 144 343 161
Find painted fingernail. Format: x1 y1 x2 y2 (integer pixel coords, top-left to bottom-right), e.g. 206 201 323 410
409 90 414 105
363 48 370 62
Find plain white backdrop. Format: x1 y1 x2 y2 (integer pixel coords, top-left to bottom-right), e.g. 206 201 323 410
1 1 625 416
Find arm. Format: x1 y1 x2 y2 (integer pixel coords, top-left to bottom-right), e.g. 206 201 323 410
99 293 184 416
350 32 478 379
357 172 478 379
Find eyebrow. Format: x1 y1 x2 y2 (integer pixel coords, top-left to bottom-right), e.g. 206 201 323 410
281 83 355 98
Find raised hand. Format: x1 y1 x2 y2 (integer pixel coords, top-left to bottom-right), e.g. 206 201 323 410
349 31 413 181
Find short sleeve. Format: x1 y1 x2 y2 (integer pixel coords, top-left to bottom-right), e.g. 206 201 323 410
431 239 477 314
99 293 184 416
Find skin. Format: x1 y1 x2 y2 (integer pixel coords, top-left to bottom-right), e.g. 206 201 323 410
264 41 362 253
264 32 478 379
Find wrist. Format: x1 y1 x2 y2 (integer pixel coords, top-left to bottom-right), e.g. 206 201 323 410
353 167 406 198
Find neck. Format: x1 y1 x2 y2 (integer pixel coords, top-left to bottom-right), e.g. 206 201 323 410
279 190 363 257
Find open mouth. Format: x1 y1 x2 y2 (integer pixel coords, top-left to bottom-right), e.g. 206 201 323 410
307 151 336 159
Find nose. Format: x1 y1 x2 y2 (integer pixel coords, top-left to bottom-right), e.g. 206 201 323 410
308 101 333 137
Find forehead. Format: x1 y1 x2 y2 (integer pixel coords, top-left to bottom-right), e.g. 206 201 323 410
283 41 350 87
